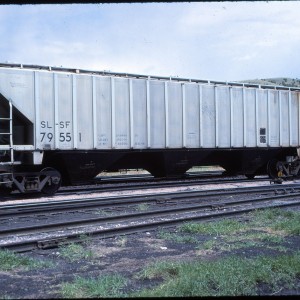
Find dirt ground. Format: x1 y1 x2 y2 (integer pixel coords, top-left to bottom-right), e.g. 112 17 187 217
0 213 300 299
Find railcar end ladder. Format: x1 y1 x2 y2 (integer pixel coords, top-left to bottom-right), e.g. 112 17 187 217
0 100 14 165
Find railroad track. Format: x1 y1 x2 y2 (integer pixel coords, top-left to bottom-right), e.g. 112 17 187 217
0 184 299 218
59 174 268 195
1 174 270 201
1 184 300 252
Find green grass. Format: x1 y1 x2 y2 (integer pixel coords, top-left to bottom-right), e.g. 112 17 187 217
199 236 258 251
250 208 300 234
134 251 300 297
180 209 300 237
1 208 298 298
58 242 93 262
221 231 285 248
78 234 93 245
177 209 300 254
57 208 300 298
248 209 300 238
179 219 247 235
138 208 300 296
61 274 127 298
0 249 53 271
158 230 198 244
135 260 180 281
201 239 218 250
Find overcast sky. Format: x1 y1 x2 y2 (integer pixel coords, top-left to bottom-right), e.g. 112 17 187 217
0 2 299 81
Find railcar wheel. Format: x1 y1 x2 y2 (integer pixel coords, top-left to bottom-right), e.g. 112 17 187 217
40 167 62 195
267 159 282 179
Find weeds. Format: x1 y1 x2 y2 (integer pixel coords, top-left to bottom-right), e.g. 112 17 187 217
179 219 246 235
134 252 300 297
0 249 53 271
179 209 299 254
116 236 127 247
79 234 92 246
61 274 127 298
158 230 198 244
58 243 93 262
201 239 219 250
135 260 180 281
251 208 300 235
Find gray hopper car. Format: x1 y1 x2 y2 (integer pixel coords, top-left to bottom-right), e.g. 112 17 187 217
1 63 300 194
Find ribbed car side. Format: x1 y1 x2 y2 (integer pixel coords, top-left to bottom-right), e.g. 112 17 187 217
0 63 300 194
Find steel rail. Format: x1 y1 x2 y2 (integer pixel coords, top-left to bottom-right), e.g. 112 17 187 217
1 196 300 252
57 175 269 195
1 189 300 239
0 174 266 200
1 184 299 219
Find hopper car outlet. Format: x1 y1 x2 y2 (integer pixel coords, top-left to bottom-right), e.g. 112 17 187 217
1 63 300 194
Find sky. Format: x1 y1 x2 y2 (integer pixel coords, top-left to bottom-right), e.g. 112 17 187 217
0 1 299 81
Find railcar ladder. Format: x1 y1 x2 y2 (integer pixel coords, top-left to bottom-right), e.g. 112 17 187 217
0 100 14 165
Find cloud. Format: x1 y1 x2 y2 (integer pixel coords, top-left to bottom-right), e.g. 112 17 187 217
0 2 299 81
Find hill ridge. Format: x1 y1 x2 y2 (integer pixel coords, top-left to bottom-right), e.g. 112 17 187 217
240 77 300 88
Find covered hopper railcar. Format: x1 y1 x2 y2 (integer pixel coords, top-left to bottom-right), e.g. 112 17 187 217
0 63 300 194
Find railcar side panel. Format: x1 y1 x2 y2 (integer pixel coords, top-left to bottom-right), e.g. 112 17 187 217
37 72 55 150
280 91 289 147
291 92 299 146
57 73 73 150
201 85 216 148
0 66 300 152
257 90 268 147
149 80 166 148
184 83 200 148
244 88 256 147
268 90 280 147
167 82 183 148
76 75 93 149
113 78 130 149
132 79 147 149
216 86 230 148
95 76 112 149
231 87 243 147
